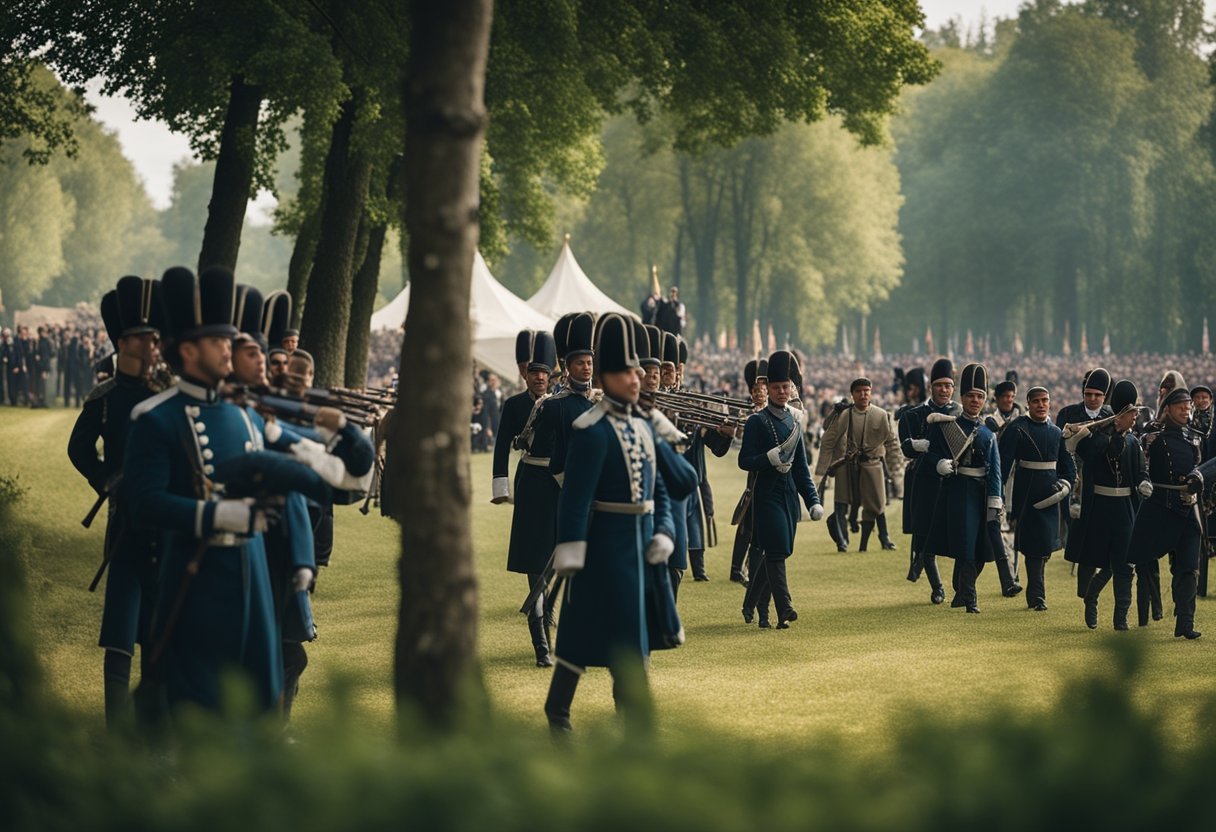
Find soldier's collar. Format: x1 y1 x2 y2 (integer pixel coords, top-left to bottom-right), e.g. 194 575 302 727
567 378 591 394
178 376 219 403
766 403 789 418
602 394 634 417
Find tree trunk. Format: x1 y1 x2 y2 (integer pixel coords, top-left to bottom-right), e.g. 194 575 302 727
285 208 320 328
389 0 491 733
346 214 385 387
198 75 264 272
298 92 373 388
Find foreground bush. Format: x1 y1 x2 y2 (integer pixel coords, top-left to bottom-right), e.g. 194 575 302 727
2 474 1213 831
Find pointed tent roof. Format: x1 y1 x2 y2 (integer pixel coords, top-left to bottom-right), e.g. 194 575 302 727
526 235 636 320
370 252 556 379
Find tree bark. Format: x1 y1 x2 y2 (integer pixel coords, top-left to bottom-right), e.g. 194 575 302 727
345 213 384 387
298 92 373 388
389 0 491 732
285 208 320 328
198 75 264 272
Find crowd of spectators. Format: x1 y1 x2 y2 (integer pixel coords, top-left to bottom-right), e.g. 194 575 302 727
0 316 111 409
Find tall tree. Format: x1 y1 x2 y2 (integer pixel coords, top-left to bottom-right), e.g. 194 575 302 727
389 0 492 731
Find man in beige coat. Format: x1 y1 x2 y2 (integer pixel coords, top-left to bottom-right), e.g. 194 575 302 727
815 377 903 551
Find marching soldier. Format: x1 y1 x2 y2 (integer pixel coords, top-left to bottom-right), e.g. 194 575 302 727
737 350 824 629
543 313 677 735
539 312 597 488
1063 380 1144 630
1194 385 1216 595
985 374 1022 435
904 359 961 603
680 338 735 583
814 377 902 552
67 275 165 729
998 386 1077 611
895 366 926 556
1128 387 1205 639
922 363 1003 613
1055 367 1113 591
730 358 767 586
491 329 559 667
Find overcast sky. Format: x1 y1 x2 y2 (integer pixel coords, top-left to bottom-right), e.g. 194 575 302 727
86 1 1214 214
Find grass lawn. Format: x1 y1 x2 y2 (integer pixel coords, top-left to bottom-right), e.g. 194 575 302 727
4 406 1214 747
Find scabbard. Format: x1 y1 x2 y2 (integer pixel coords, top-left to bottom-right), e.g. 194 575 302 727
82 491 108 528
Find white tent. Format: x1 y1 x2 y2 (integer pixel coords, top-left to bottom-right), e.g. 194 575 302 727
369 252 555 379
527 235 636 320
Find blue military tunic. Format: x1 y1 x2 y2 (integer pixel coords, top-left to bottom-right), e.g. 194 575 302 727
498 391 559 575
553 398 675 668
923 413 1002 562
905 399 962 541
1064 428 1144 569
123 379 282 712
683 428 733 550
67 369 160 655
1128 425 1205 571
737 405 821 556
998 416 1076 558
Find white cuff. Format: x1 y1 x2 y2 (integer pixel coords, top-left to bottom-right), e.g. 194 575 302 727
645 532 675 565
911 439 930 453
213 499 252 533
553 541 586 576
936 459 954 476
263 420 283 444
491 477 510 501
554 472 566 488
809 504 824 521
986 496 1003 510
293 567 315 592
766 447 782 468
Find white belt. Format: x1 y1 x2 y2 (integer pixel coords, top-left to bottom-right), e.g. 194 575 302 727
522 456 551 467
956 466 986 478
206 533 248 547
591 500 654 515
1018 460 1056 471
1092 485 1132 498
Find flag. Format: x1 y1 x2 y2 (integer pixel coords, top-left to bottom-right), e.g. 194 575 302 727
768 324 776 354
873 326 883 362
965 328 974 355
1204 318 1210 354
1062 320 1071 355
840 323 850 358
1103 331 1110 355
1080 324 1088 355
1013 332 1024 354
752 319 762 358
925 326 935 355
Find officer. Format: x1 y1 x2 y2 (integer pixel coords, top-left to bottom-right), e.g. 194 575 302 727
1055 368 1113 592
491 329 559 667
815 377 902 552
737 350 824 629
904 359 961 603
1128 387 1205 639
1063 380 1144 630
999 386 1076 611
922 363 1003 613
543 313 677 735
67 275 165 729
729 358 767 586
125 267 311 713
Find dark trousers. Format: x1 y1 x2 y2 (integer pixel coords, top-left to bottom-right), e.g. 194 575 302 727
951 559 984 609
744 553 794 623
1024 556 1048 607
544 655 651 734
1137 559 1163 626
1171 562 1199 635
741 546 771 623
282 642 309 719
730 518 751 581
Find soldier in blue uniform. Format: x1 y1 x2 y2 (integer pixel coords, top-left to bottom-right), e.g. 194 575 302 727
124 267 299 714
543 313 677 734
537 312 597 489
1128 387 1205 639
921 364 1003 613
1063 380 1144 630
730 358 767 587
1055 368 1114 595
67 275 165 728
681 340 735 583
491 329 559 667
998 386 1077 611
737 350 824 629
903 359 961 603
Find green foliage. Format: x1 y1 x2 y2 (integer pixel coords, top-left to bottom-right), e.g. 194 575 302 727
0 57 80 165
878 0 1216 353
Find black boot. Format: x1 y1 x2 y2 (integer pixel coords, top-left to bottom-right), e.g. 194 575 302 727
528 614 553 667
1149 561 1164 621
1023 558 1047 610
876 514 896 550
730 526 750 584
611 660 654 738
849 504 860 534
766 557 797 628
959 560 980 613
669 566 683 602
1112 569 1133 630
103 650 132 731
741 547 768 624
859 520 875 553
1083 570 1111 630
835 503 850 551
1136 565 1152 626
924 554 945 604
282 642 309 720
544 663 582 733
1173 570 1201 639
689 548 709 581
1075 564 1095 600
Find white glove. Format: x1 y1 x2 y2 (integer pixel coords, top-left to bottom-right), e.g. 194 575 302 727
1069 501 1082 519
936 458 955 477
1138 480 1154 499
293 567 315 592
911 439 930 453
1064 425 1090 454
490 476 512 504
213 498 267 534
766 447 783 468
1032 480 1071 510
553 541 586 577
809 504 824 521
644 532 675 565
